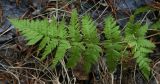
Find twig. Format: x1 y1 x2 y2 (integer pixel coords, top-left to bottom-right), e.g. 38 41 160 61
133 64 137 84
60 59 71 84
111 73 114 84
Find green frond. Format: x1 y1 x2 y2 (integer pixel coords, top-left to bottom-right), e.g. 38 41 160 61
136 24 148 38
81 14 99 44
38 36 50 51
134 6 153 15
104 15 121 41
135 52 151 80
10 19 46 45
27 34 43 45
58 19 67 39
133 39 154 80
137 39 155 48
83 44 102 73
66 42 84 68
125 18 155 79
51 40 71 68
48 18 58 37
151 20 160 29
10 19 30 30
106 49 121 72
41 38 58 61
68 9 81 42
141 64 151 80
103 15 122 73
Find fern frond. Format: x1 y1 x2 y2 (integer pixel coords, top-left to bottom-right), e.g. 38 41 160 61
66 9 83 68
10 19 30 31
66 42 85 68
137 39 155 48
106 48 121 72
104 15 121 41
58 19 67 39
151 20 160 29
81 14 101 72
125 20 155 79
68 9 81 42
134 6 153 15
41 38 58 61
82 14 99 44
133 42 153 80
103 15 122 73
40 18 59 60
51 40 71 68
83 44 102 73
10 10 156 80
10 19 45 45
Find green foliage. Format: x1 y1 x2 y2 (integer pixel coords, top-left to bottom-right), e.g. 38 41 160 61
151 20 160 29
66 9 83 68
10 18 71 68
103 15 122 73
10 9 101 73
81 15 99 44
125 19 155 80
81 15 101 72
134 6 154 15
67 10 101 72
10 9 155 79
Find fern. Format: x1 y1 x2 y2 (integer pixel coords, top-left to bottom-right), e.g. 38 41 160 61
68 9 81 42
68 12 102 72
134 6 154 15
10 10 101 73
10 18 70 67
83 44 101 73
52 40 71 68
103 15 122 73
81 15 99 44
66 43 85 68
81 15 102 72
40 18 58 60
67 9 84 68
10 10 155 79
67 11 102 72
125 19 155 79
151 19 160 29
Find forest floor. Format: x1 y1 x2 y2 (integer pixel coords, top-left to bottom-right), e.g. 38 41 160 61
0 0 160 84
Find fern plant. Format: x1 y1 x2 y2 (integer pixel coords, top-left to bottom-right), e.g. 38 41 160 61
10 10 155 79
66 9 83 68
10 9 102 72
125 16 155 79
67 10 102 72
102 15 155 79
103 15 123 73
81 14 102 72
